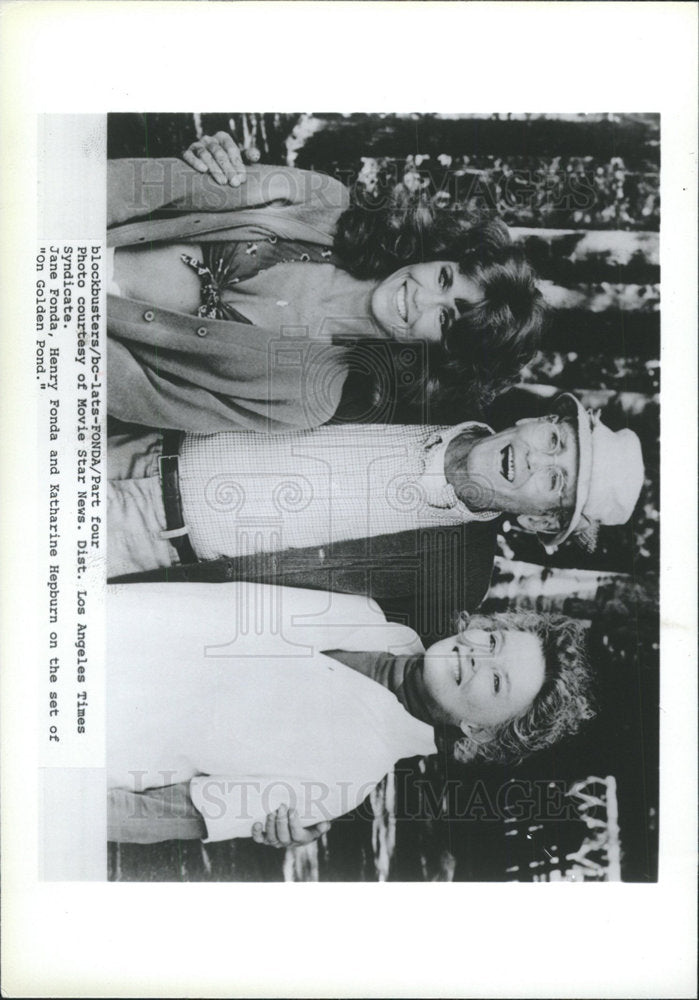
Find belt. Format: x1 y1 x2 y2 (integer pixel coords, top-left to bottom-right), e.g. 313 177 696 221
158 430 199 565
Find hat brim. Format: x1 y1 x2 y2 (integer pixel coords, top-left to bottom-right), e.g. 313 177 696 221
537 393 593 551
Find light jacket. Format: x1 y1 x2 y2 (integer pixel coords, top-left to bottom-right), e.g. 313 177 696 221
107 159 352 433
107 582 438 841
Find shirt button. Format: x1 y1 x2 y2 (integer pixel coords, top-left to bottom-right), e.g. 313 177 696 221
196 326 208 338
143 310 155 322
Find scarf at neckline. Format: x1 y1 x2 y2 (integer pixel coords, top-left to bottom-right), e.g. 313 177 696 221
322 649 434 726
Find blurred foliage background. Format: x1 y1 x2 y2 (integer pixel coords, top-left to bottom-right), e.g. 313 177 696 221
108 113 659 883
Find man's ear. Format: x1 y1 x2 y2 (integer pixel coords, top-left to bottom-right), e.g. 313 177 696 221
516 513 560 534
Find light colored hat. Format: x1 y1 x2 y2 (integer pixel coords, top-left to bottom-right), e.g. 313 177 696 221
540 393 645 553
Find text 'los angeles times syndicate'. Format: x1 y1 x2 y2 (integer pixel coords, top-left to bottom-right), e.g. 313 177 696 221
35 244 105 767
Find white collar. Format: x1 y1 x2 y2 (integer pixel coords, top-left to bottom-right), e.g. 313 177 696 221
419 421 500 520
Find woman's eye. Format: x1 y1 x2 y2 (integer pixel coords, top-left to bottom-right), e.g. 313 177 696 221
493 674 501 694
439 308 450 334
489 634 497 653
439 266 450 290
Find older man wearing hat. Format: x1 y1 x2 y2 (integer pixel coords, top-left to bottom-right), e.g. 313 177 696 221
107 392 644 641
544 393 645 552
448 391 646 553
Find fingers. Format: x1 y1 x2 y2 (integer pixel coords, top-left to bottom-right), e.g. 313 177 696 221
250 811 283 847
287 811 331 844
280 806 332 845
211 131 246 185
183 132 246 187
251 804 290 848
183 142 227 184
265 806 283 847
285 806 308 844
252 805 330 848
272 803 293 847
287 807 328 844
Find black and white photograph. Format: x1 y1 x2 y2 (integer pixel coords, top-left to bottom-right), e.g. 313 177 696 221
1 2 696 997
105 111 659 884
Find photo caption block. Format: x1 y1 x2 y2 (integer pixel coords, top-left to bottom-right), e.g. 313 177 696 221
35 243 106 768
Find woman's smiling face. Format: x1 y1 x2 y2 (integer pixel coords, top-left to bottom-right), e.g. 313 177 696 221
370 261 482 344
422 628 546 729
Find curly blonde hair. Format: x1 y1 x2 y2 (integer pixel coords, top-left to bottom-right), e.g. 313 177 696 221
450 610 595 766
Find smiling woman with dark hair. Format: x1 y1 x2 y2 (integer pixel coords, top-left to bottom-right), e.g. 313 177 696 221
335 191 546 419
107 132 546 433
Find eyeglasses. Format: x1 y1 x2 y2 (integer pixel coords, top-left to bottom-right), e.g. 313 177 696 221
529 416 565 457
530 418 569 504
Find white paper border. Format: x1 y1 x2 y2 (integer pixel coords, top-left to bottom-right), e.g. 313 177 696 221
1 2 696 997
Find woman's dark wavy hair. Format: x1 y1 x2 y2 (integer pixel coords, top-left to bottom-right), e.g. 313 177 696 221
443 610 596 767
334 193 547 413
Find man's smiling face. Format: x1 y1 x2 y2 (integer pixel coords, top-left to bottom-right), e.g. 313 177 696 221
454 415 579 531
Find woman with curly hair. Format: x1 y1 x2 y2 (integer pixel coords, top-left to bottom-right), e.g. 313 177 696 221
107 132 545 433
106 583 594 845
440 609 595 765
